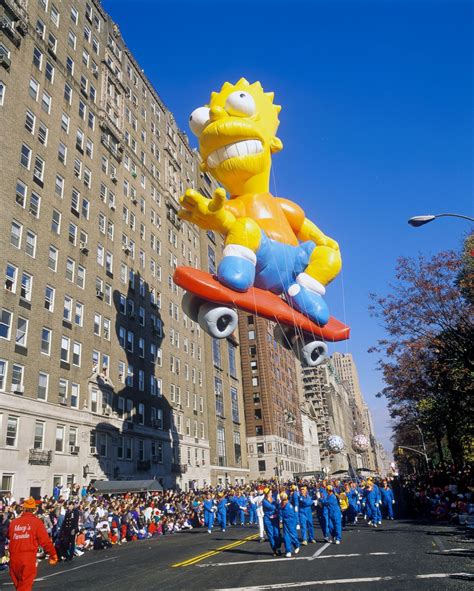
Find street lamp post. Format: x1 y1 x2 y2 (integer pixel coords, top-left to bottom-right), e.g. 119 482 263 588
408 213 474 227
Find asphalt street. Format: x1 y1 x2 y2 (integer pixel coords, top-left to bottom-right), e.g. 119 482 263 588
0 519 472 590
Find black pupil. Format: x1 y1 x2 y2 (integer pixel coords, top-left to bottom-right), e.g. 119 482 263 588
239 93 245 98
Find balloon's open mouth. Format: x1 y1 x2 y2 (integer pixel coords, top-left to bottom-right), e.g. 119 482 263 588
206 139 264 168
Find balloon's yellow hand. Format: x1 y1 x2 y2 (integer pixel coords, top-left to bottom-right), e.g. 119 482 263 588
179 188 236 234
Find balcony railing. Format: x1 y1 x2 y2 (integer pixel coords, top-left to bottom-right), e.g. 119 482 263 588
29 449 52 465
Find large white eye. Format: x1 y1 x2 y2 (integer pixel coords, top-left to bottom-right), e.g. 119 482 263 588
225 91 256 117
189 106 210 136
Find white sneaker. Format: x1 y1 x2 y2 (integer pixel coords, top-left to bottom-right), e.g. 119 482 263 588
335 540 340 545
294 547 300 555
285 552 292 558
207 529 211 534
378 522 382 525
222 529 226 533
373 524 377 528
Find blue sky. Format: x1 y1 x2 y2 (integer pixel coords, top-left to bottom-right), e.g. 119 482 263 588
103 0 473 451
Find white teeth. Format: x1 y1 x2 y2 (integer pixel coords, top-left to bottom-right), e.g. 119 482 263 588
207 140 263 168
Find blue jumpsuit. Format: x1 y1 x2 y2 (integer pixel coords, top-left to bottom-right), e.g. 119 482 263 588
373 484 382 524
279 502 301 554
380 487 394 519
262 499 281 553
365 489 377 523
228 495 238 525
316 488 330 539
290 490 301 529
321 494 342 542
203 499 215 531
347 489 359 524
298 494 315 542
248 497 257 524
217 497 228 530
237 495 248 525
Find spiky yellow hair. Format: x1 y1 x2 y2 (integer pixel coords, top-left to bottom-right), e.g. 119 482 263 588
209 78 282 135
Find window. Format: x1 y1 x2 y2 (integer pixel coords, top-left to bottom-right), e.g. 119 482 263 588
0 308 12 341
234 431 242 465
55 174 64 198
258 460 266 472
41 90 51 114
51 209 61 234
63 295 72 321
20 272 33 301
68 222 77 245
61 113 70 133
6 417 18 447
70 6 78 24
74 302 83 326
44 285 55 311
55 425 65 452
25 110 36 134
0 359 6 390
66 55 74 76
33 46 43 69
34 421 44 449
40 328 52 356
11 363 23 387
29 78 39 101
64 83 72 104
72 341 81 366
15 317 28 347
37 372 48 400
33 155 45 182
215 376 224 417
231 387 240 423
5 263 17 293
20 144 32 169
15 180 27 207
71 383 79 408
217 426 226 466
228 343 237 378
29 192 40 217
65 257 75 282
47 32 57 55
45 61 54 82
68 29 76 49
212 338 221 368
50 4 60 26
0 81 5 106
38 121 48 146
10 220 22 248
58 142 67 164
60 336 70 362
77 265 86 289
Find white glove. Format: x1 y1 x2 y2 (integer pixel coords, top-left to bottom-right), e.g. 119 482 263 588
313 500 318 506
296 524 300 530
392 500 395 504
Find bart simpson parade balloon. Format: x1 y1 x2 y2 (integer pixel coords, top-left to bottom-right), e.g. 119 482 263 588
175 79 348 366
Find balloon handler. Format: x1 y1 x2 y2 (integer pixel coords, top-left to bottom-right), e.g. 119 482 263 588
179 78 342 327
7 497 58 590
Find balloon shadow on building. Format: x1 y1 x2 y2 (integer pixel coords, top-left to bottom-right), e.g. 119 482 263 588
89 274 182 489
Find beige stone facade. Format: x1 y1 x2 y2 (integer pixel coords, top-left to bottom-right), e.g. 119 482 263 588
0 0 227 498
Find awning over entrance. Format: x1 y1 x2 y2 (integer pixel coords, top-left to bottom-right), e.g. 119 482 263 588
91 479 163 495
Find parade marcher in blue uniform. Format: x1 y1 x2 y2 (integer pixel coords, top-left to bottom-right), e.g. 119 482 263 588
203 493 216 534
228 491 238 526
236 491 248 526
346 483 359 525
380 480 395 520
248 491 257 525
320 485 342 544
365 483 378 527
316 481 330 541
216 492 228 532
279 492 301 557
262 488 281 557
298 486 317 545
289 485 301 533
370 479 383 525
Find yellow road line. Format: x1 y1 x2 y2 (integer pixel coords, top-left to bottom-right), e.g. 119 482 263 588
172 533 259 568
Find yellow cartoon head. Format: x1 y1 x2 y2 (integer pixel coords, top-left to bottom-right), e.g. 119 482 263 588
189 78 282 195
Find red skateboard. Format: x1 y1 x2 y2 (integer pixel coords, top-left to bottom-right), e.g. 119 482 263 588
173 267 350 366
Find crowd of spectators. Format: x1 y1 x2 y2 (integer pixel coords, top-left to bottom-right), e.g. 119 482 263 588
398 464 474 525
0 467 472 571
